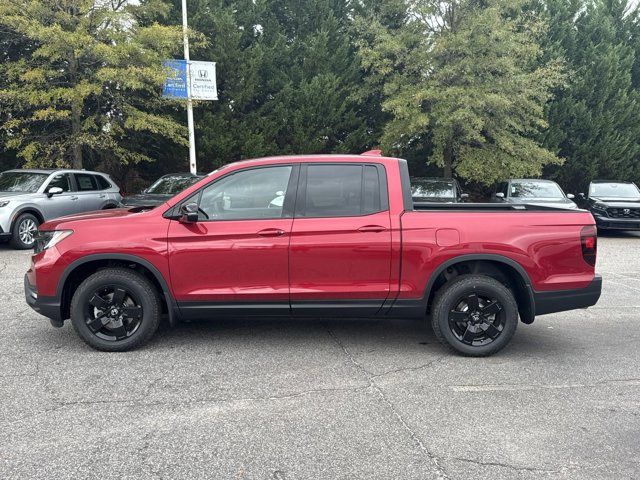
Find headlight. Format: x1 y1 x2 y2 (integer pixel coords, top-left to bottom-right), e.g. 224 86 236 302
33 230 73 253
0 200 9 207
592 203 607 211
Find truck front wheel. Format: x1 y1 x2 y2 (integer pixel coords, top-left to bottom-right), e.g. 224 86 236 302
70 268 161 351
431 275 518 357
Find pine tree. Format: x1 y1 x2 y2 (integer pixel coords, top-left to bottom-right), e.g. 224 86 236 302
358 0 565 184
163 0 372 170
542 0 640 191
0 0 187 169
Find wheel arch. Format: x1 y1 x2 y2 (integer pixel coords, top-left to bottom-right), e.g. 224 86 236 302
423 254 535 324
57 254 178 326
11 207 45 231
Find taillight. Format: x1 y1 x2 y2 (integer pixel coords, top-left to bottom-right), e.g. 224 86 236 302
580 225 597 266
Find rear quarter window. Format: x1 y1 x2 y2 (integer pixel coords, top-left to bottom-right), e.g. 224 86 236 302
95 175 112 190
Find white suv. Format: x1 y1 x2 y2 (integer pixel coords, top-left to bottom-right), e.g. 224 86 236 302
0 169 122 249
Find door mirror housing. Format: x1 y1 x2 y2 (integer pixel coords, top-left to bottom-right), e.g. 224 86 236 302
578 192 585 198
47 186 63 198
494 192 505 199
566 193 575 199
460 193 469 200
179 202 199 223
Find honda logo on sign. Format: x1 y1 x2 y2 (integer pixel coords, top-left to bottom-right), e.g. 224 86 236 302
198 70 208 79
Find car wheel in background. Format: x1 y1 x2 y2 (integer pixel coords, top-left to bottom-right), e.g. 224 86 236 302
10 213 40 250
70 268 161 351
431 275 518 357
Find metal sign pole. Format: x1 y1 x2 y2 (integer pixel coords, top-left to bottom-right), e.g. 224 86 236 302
181 0 197 175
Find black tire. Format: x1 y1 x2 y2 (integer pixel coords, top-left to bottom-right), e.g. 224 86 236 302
70 268 161 351
10 213 40 249
431 275 518 357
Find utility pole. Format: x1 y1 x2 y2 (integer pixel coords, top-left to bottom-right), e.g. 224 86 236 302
181 0 197 174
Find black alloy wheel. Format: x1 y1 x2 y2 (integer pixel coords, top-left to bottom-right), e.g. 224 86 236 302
70 268 161 351
83 285 144 341
447 292 505 347
431 275 518 356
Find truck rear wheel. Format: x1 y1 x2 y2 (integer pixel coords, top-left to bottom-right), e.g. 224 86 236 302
70 268 161 351
431 275 518 356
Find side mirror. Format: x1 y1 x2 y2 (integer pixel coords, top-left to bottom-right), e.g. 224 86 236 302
567 193 575 199
47 187 63 198
578 192 585 198
179 202 199 223
460 193 469 199
494 192 505 199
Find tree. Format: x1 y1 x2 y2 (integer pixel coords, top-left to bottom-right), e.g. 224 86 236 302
541 0 640 191
0 0 187 169
358 0 565 184
159 0 374 171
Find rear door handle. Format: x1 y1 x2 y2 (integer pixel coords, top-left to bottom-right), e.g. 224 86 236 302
70 196 79 201
257 228 285 237
358 225 386 233
99 194 106 198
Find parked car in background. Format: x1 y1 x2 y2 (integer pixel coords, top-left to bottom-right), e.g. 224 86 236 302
491 179 578 209
26 153 600 356
578 180 640 231
410 177 468 203
121 173 204 207
0 169 121 249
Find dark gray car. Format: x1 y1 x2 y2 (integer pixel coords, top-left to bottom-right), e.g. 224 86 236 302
122 173 203 207
410 177 468 203
0 169 122 249
491 179 578 209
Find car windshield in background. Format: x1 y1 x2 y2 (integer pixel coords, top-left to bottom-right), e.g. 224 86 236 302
411 180 455 198
590 183 640 198
0 171 48 193
510 181 564 199
146 175 199 195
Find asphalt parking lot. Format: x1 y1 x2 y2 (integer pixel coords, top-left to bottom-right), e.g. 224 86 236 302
1 233 639 480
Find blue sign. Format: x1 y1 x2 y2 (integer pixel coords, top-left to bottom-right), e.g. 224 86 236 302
162 60 188 99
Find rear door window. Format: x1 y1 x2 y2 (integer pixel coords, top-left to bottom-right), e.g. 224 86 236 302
75 173 97 191
299 164 386 218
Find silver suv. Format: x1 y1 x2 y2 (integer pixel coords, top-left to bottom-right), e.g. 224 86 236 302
0 169 122 249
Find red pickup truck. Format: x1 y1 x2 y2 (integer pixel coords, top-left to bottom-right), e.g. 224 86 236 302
25 153 601 356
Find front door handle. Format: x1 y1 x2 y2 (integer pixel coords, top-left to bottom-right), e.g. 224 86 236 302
70 196 79 201
257 228 285 237
358 225 386 233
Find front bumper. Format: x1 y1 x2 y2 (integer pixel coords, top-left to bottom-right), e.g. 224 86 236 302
24 274 63 327
533 275 602 316
593 214 640 230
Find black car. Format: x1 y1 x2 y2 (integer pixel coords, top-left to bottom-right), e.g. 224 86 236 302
122 173 204 207
491 179 578 209
410 177 468 203
578 180 640 231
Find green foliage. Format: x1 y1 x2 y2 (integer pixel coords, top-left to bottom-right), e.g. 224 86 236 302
358 0 566 185
158 0 373 171
0 0 187 169
1 0 639 192
541 0 640 191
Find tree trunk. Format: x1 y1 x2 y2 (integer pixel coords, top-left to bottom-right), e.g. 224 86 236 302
71 106 83 169
68 50 83 169
443 140 453 179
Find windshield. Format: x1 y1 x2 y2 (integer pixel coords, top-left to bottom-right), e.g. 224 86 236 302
510 181 564 199
411 179 455 198
589 183 640 198
0 171 48 193
145 175 200 195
